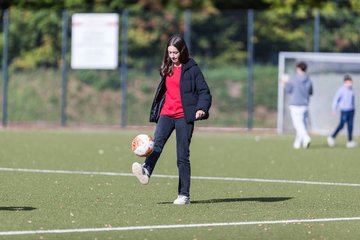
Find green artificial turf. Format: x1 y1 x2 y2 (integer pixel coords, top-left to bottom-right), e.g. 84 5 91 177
0 129 359 239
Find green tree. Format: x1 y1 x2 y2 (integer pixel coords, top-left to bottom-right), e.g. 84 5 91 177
1 0 359 69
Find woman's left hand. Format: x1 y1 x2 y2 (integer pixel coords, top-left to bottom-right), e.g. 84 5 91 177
195 110 206 120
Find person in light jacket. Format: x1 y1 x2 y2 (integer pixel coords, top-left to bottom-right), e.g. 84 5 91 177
327 74 357 148
132 35 212 205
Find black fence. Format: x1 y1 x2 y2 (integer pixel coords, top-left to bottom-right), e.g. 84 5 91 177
1 8 359 128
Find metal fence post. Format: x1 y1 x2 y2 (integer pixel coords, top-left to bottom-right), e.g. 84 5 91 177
2 9 9 127
247 9 254 130
314 10 320 52
60 10 69 127
120 9 129 128
184 9 191 53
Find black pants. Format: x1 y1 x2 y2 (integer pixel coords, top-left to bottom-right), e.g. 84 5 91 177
144 116 194 197
331 110 355 141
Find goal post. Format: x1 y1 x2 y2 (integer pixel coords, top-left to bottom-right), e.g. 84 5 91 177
277 52 360 135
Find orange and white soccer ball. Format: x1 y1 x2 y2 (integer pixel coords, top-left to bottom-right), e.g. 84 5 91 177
131 134 154 157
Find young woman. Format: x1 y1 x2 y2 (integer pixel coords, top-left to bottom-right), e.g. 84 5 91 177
132 35 212 205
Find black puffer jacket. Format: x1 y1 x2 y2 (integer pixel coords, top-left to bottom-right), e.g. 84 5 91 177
149 58 212 123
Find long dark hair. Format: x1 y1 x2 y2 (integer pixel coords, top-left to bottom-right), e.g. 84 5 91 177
160 35 189 77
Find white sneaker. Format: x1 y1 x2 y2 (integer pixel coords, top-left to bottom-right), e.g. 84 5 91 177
327 136 335 147
293 142 301 149
132 162 149 185
173 195 190 205
302 137 311 149
346 141 358 149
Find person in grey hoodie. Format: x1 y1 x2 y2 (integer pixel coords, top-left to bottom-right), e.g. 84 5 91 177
282 62 313 149
327 74 357 148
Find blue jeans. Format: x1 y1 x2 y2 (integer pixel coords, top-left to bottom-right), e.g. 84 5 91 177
331 110 355 141
144 116 194 197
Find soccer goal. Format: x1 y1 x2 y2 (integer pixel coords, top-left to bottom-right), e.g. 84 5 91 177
277 52 360 135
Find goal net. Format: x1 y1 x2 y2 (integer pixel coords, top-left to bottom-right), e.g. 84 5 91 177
277 52 360 135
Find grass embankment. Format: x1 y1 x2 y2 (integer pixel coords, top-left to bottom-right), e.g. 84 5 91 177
0 65 278 127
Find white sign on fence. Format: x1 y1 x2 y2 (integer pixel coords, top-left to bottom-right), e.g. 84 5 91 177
71 13 119 69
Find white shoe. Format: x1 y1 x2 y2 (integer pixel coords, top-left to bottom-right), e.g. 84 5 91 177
327 136 335 147
293 142 301 149
346 141 358 149
302 137 311 149
173 195 190 205
132 162 149 185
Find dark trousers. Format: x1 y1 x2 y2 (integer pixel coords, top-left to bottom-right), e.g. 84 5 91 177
331 110 355 141
144 116 194 197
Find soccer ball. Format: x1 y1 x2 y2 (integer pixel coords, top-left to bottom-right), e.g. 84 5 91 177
131 134 154 157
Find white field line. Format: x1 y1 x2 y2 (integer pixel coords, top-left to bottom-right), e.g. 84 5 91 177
1 217 360 236
1 167 360 187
